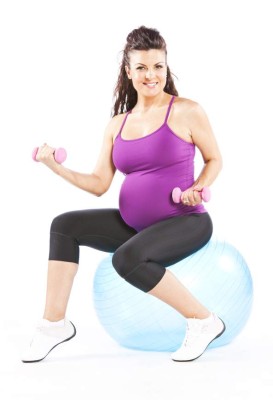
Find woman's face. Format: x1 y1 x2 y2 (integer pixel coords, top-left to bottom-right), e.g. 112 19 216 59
125 49 167 97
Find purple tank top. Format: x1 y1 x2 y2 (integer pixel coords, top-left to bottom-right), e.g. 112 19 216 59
112 96 206 232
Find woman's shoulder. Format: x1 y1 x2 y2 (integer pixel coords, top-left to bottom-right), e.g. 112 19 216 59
173 96 203 113
173 96 208 121
104 113 127 141
106 113 126 127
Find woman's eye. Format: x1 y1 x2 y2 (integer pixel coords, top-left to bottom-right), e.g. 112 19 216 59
136 65 164 71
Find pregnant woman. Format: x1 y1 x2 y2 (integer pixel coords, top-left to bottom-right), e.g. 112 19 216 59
22 25 225 363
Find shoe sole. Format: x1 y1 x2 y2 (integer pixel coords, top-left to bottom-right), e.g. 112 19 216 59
22 321 77 363
172 318 226 362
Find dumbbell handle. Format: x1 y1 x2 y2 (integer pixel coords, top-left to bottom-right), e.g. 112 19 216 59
172 186 211 203
32 147 67 164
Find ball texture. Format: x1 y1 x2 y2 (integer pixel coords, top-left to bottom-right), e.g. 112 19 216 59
93 238 253 352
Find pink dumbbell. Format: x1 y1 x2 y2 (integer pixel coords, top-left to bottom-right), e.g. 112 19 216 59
32 147 67 164
172 186 211 203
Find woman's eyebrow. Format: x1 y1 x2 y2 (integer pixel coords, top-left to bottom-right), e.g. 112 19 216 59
134 61 165 66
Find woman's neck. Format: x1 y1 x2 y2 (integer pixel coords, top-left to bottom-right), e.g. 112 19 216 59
133 92 171 113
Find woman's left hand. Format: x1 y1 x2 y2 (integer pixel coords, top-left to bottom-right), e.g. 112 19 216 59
181 187 202 206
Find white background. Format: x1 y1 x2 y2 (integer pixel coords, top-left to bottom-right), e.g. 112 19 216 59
0 0 272 399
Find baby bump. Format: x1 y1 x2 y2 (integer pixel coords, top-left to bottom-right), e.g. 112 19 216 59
119 173 176 231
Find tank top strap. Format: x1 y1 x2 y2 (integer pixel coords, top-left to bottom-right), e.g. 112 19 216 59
164 95 176 124
117 110 132 136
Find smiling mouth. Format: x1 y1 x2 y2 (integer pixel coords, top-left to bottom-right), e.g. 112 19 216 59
143 82 158 88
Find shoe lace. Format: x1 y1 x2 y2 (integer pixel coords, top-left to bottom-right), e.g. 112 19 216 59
35 325 46 334
183 319 209 347
33 324 53 338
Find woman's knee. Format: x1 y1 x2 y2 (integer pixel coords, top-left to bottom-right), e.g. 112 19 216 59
112 245 137 278
112 246 165 292
50 211 76 236
49 212 80 263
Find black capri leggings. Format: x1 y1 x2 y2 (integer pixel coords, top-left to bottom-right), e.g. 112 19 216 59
49 209 213 292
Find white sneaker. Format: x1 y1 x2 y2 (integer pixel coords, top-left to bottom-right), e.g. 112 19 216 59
171 313 225 362
21 318 76 363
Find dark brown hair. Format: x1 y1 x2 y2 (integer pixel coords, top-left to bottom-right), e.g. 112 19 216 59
112 26 178 116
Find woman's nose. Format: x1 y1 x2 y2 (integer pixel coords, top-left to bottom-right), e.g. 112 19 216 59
145 69 155 79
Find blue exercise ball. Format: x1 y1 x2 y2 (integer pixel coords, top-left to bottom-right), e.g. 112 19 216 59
92 238 253 352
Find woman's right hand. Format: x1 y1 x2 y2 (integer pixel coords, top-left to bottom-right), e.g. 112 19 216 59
35 143 61 172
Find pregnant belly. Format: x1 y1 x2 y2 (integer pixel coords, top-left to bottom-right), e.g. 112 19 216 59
119 173 177 231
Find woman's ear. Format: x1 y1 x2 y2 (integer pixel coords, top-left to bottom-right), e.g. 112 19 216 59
125 65 131 79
